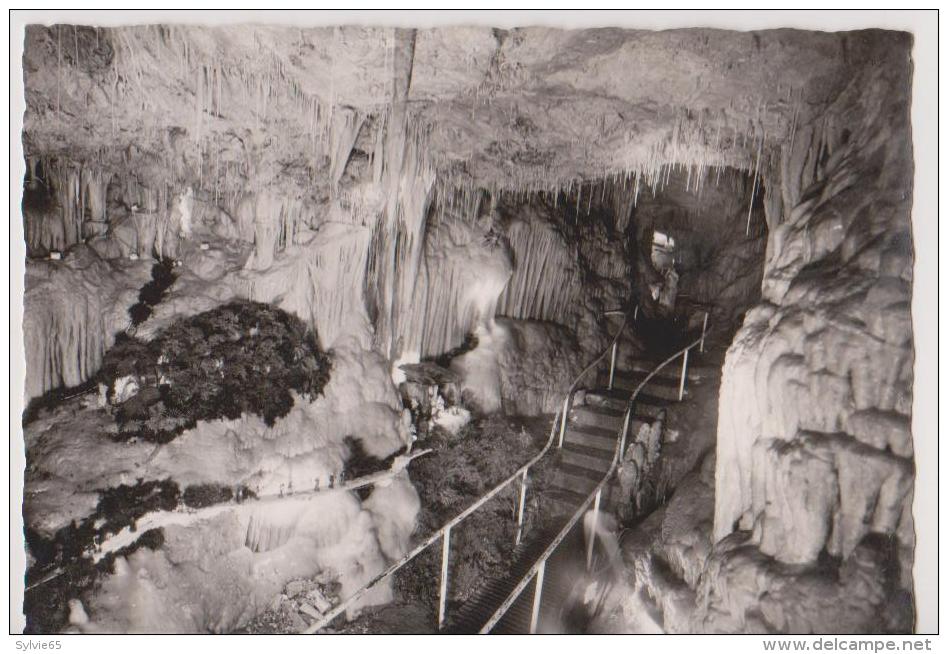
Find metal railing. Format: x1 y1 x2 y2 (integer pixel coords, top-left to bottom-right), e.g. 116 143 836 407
556 310 628 449
301 310 631 634
480 329 707 634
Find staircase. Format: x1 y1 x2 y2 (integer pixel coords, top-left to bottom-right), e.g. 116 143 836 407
544 364 687 517
301 310 712 636
442 525 572 634
464 343 713 634
546 404 621 514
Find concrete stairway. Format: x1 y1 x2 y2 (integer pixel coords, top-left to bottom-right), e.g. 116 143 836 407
443 345 716 633
544 364 680 517
442 524 569 634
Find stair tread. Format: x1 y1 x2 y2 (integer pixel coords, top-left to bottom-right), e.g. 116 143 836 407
627 360 717 377
561 441 615 460
546 485 592 506
589 388 673 406
568 424 617 439
564 435 616 454
561 447 614 468
605 370 681 387
580 398 656 422
557 461 611 482
575 404 625 418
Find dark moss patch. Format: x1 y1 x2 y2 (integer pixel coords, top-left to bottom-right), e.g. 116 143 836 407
389 416 555 612
23 479 180 635
342 436 408 500
98 300 332 443
342 436 403 480
425 331 479 368
129 259 177 327
95 480 180 536
182 483 233 509
22 377 99 426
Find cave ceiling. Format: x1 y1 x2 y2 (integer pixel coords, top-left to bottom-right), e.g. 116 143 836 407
23 24 871 196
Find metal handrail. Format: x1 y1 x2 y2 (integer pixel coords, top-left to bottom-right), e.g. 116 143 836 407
555 310 630 448
568 311 629 395
301 409 561 633
479 438 623 634
618 333 705 457
302 311 630 634
480 331 706 634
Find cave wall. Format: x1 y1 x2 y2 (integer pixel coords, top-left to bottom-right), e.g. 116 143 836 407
23 247 152 400
494 181 641 353
709 30 915 632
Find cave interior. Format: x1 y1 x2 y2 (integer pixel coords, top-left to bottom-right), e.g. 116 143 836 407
18 23 916 635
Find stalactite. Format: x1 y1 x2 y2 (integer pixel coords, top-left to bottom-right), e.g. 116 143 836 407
395 202 512 359
746 132 764 235
329 108 366 192
241 209 375 348
497 219 579 324
23 249 141 399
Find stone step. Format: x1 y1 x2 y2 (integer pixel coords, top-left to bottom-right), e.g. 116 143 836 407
572 404 625 430
560 442 613 473
544 485 590 516
563 424 620 452
544 484 617 517
603 371 683 400
584 390 668 419
564 416 652 452
550 463 604 496
623 357 717 381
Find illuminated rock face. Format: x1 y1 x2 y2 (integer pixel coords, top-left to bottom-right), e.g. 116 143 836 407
23 246 153 400
709 33 915 631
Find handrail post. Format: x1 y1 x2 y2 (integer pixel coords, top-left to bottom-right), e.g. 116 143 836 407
619 408 632 459
678 348 689 401
558 396 570 448
700 311 709 353
438 527 451 629
586 490 602 571
529 561 546 634
633 304 639 321
607 341 618 391
515 469 528 547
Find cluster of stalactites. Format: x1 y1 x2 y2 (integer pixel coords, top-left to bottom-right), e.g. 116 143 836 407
427 99 787 224
496 219 578 324
25 157 111 254
33 25 375 210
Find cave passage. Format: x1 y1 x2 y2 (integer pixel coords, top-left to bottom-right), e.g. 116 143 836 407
17 22 917 637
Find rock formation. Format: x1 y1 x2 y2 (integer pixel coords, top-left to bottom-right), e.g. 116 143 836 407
18 23 916 634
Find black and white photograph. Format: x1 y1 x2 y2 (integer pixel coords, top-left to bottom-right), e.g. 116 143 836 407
8 8 939 643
